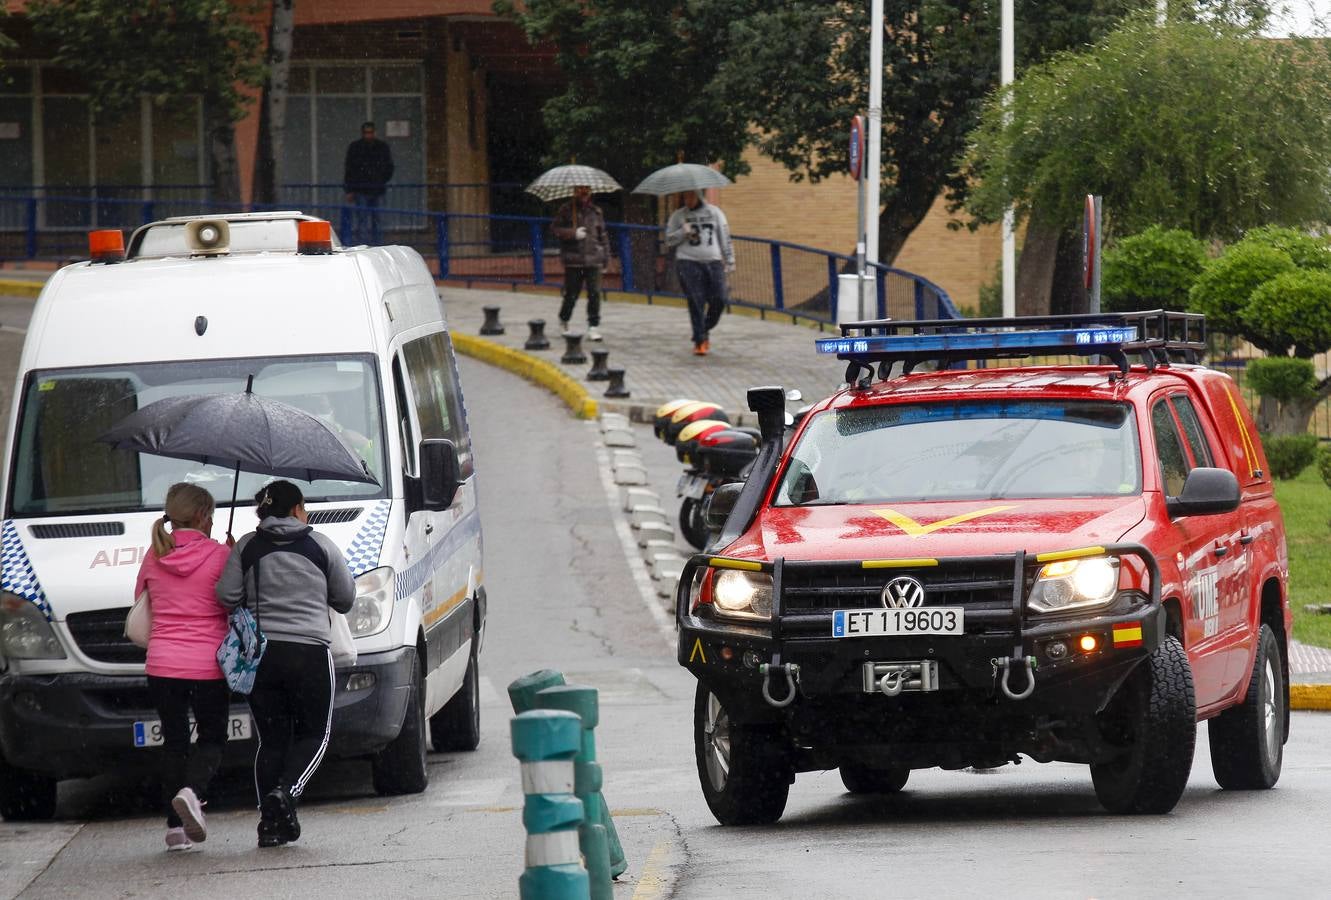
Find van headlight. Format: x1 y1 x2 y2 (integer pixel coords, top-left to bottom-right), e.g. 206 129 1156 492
350 567 394 636
1027 557 1120 614
0 594 65 659
711 570 773 621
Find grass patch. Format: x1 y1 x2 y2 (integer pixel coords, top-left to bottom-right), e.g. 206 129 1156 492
1273 466 1331 648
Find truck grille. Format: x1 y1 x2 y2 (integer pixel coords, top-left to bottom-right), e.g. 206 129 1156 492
65 609 146 664
781 560 1024 614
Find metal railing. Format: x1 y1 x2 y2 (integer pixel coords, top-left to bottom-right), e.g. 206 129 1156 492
0 187 959 327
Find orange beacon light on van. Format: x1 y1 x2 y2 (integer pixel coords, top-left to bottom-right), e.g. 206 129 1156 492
88 229 125 263
297 220 334 255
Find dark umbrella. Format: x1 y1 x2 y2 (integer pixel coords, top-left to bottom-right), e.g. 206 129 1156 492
98 375 378 538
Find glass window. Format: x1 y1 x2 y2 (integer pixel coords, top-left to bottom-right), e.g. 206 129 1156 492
0 96 33 187
151 97 202 188
288 65 311 94
774 400 1141 506
0 68 32 94
371 66 420 93
317 66 365 94
1151 400 1189 497
401 332 472 476
1171 395 1214 468
392 354 417 476
8 355 387 517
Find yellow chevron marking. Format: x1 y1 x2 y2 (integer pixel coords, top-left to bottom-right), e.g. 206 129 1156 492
688 637 707 664
708 557 763 571
1035 546 1107 563
1224 386 1261 478
870 505 1017 538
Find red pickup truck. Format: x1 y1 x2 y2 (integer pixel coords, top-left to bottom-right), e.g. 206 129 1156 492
676 311 1289 823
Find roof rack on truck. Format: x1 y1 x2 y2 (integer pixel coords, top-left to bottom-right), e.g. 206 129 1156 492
815 309 1206 384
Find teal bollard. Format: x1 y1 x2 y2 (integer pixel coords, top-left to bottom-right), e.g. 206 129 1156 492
509 671 627 881
535 684 621 895
511 709 589 900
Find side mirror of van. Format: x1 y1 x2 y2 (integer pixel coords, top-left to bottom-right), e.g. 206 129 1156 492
419 439 462 511
1166 467 1240 518
705 482 743 532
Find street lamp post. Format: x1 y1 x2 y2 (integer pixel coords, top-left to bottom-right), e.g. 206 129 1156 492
1001 0 1015 317
866 0 883 273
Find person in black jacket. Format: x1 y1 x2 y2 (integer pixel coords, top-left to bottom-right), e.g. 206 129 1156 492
342 121 395 245
216 481 356 848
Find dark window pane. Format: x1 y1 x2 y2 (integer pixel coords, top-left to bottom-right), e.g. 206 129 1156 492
1152 401 1189 497
1171 395 1214 468
317 66 365 93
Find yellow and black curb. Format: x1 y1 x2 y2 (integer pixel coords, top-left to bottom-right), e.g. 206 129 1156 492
0 278 43 298
1291 684 1331 711
451 332 599 421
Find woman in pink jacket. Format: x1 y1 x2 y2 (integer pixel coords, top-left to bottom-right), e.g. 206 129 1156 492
133 483 231 851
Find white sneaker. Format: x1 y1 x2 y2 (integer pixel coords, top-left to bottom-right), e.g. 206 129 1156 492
171 787 207 843
165 827 193 851
587 328 603 342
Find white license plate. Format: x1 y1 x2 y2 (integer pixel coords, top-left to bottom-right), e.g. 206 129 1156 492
832 607 965 638
677 474 709 500
133 713 253 748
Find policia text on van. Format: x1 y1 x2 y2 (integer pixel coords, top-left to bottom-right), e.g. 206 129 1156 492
0 213 485 819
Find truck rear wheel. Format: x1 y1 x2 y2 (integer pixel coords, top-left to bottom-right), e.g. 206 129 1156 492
431 647 481 752
1090 636 1196 814
1209 624 1285 790
840 763 909 795
694 683 791 825
0 758 57 821
372 652 428 795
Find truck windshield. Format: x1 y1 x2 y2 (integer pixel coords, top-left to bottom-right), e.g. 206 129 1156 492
8 354 387 517
774 399 1141 506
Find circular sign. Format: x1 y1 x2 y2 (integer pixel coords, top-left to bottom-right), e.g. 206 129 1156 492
849 115 865 182
1083 194 1096 289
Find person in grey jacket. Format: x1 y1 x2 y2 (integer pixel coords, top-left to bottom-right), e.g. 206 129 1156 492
216 480 355 848
665 190 734 356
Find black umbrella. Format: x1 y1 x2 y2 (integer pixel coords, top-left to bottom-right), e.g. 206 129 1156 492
98 375 378 538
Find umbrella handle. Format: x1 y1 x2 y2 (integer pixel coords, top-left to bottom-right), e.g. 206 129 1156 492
227 463 240 542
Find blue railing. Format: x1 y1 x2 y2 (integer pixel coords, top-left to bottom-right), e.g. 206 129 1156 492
0 188 959 326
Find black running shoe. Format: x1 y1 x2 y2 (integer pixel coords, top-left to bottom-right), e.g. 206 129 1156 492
257 818 284 848
261 787 301 845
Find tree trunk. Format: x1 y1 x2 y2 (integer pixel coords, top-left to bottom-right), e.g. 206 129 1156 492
1271 396 1318 437
1049 227 1089 316
252 0 296 206
1016 214 1060 316
876 192 936 267
208 110 242 206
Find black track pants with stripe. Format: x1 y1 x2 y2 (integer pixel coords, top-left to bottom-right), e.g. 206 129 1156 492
249 640 334 802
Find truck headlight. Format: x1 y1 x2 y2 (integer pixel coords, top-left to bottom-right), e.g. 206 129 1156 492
1027 557 1120 614
0 594 65 659
711 570 773 621
350 567 394 637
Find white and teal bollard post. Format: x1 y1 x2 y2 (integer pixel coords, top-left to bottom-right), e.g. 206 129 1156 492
510 709 589 900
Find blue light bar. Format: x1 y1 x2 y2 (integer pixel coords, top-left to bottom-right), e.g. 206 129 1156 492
815 326 1139 357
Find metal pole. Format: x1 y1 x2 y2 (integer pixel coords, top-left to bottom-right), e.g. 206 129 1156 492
1090 195 1103 314
866 0 883 268
1001 0 1016 317
1156 0 1167 25
856 171 867 320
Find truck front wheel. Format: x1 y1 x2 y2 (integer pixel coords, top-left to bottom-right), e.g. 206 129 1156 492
1209 624 1285 790
1090 636 1196 814
694 684 791 825
0 758 57 821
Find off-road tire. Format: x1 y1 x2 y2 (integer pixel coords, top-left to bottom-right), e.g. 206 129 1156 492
694 683 792 825
0 758 57 821
372 652 429 795
1209 624 1285 790
679 497 709 551
1090 636 1196 814
840 763 909 795
431 647 481 752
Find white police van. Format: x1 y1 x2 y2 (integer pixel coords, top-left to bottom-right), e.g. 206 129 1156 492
0 212 484 818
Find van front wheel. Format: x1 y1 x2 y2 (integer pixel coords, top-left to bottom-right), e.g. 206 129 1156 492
372 652 429 795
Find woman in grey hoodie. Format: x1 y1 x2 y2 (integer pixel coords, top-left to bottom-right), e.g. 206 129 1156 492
216 480 355 848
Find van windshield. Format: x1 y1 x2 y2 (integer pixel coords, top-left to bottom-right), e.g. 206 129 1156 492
8 354 387 517
774 399 1141 506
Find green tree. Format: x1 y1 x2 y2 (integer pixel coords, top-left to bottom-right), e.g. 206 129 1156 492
1101 225 1208 312
965 17 1331 243
26 0 266 203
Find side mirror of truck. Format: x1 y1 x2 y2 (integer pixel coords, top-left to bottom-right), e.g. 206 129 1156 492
419 438 462 511
705 482 743 532
1166 467 1240 518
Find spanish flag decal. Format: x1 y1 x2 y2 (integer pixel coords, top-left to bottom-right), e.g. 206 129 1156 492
1112 623 1144 648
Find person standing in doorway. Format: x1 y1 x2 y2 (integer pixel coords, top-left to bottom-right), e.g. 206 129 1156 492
342 121 395 245
134 483 232 852
216 481 355 848
666 189 734 356
551 185 610 341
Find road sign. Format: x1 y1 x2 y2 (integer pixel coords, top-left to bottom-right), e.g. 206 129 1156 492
1083 195 1096 288
849 115 865 182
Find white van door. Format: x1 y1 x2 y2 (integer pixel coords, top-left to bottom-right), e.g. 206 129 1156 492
389 352 435 649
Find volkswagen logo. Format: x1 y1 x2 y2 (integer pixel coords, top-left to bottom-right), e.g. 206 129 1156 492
881 576 925 609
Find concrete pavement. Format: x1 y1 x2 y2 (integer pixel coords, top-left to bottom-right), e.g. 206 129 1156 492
438 285 1331 700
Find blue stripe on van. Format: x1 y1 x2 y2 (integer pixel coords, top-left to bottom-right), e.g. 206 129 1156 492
393 507 482 602
345 500 391 577
1 520 52 619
